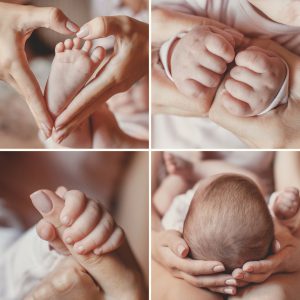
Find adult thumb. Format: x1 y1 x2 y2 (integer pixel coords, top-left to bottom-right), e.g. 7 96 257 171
24 6 79 35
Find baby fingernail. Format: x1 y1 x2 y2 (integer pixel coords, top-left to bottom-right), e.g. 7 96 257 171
31 191 53 214
66 20 79 33
225 279 237 286
213 265 225 272
65 236 73 244
61 215 70 225
76 244 85 253
224 287 234 295
77 26 89 38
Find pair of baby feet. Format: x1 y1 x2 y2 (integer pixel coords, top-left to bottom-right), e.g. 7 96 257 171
164 152 300 223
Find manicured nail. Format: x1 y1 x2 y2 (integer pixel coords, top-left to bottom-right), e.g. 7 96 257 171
61 215 70 226
31 191 53 214
234 272 244 279
77 26 89 38
224 287 234 295
177 244 187 256
41 123 51 139
94 248 102 255
65 236 73 244
66 20 79 33
213 265 225 272
225 279 237 286
244 266 253 272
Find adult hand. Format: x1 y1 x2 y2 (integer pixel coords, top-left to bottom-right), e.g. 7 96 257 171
231 220 300 284
25 257 103 300
209 38 300 148
152 229 238 295
31 188 146 300
52 16 149 143
0 2 79 138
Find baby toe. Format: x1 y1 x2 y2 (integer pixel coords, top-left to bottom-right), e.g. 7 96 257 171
72 37 82 49
82 40 92 53
64 39 73 50
90 46 106 63
55 42 65 53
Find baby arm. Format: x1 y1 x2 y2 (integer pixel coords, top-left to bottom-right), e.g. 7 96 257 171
221 46 287 116
165 25 236 103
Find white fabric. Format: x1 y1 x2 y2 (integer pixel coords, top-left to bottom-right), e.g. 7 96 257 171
162 186 196 232
152 0 300 148
0 227 63 300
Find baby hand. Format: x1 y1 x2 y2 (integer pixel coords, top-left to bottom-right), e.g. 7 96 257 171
171 25 236 99
222 46 287 116
36 188 124 256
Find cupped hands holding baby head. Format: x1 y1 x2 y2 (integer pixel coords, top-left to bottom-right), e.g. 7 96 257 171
0 2 148 144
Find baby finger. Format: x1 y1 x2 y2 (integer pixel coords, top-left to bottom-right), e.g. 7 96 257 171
93 226 125 255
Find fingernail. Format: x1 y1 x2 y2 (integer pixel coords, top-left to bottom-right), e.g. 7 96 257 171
225 279 237 286
177 244 187 256
31 191 53 214
213 265 225 272
55 132 67 144
66 20 79 33
235 272 244 279
41 123 51 139
61 215 70 226
224 287 234 295
76 244 85 254
94 248 102 255
244 266 253 272
77 26 89 38
65 236 73 244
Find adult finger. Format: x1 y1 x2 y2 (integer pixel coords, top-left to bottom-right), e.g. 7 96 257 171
23 6 79 34
161 230 189 257
11 60 53 138
172 256 226 276
36 219 69 255
77 16 133 39
179 272 234 288
209 286 237 296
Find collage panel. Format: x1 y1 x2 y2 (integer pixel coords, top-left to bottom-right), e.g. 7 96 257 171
0 0 149 149
152 151 300 299
151 0 300 149
0 151 148 299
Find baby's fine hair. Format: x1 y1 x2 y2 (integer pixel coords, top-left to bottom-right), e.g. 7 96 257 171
183 174 274 272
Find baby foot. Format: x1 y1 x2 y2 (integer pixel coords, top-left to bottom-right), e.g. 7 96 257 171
273 187 300 220
45 37 105 117
163 152 194 181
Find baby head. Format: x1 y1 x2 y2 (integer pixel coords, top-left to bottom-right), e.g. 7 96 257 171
248 0 300 26
183 173 274 272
